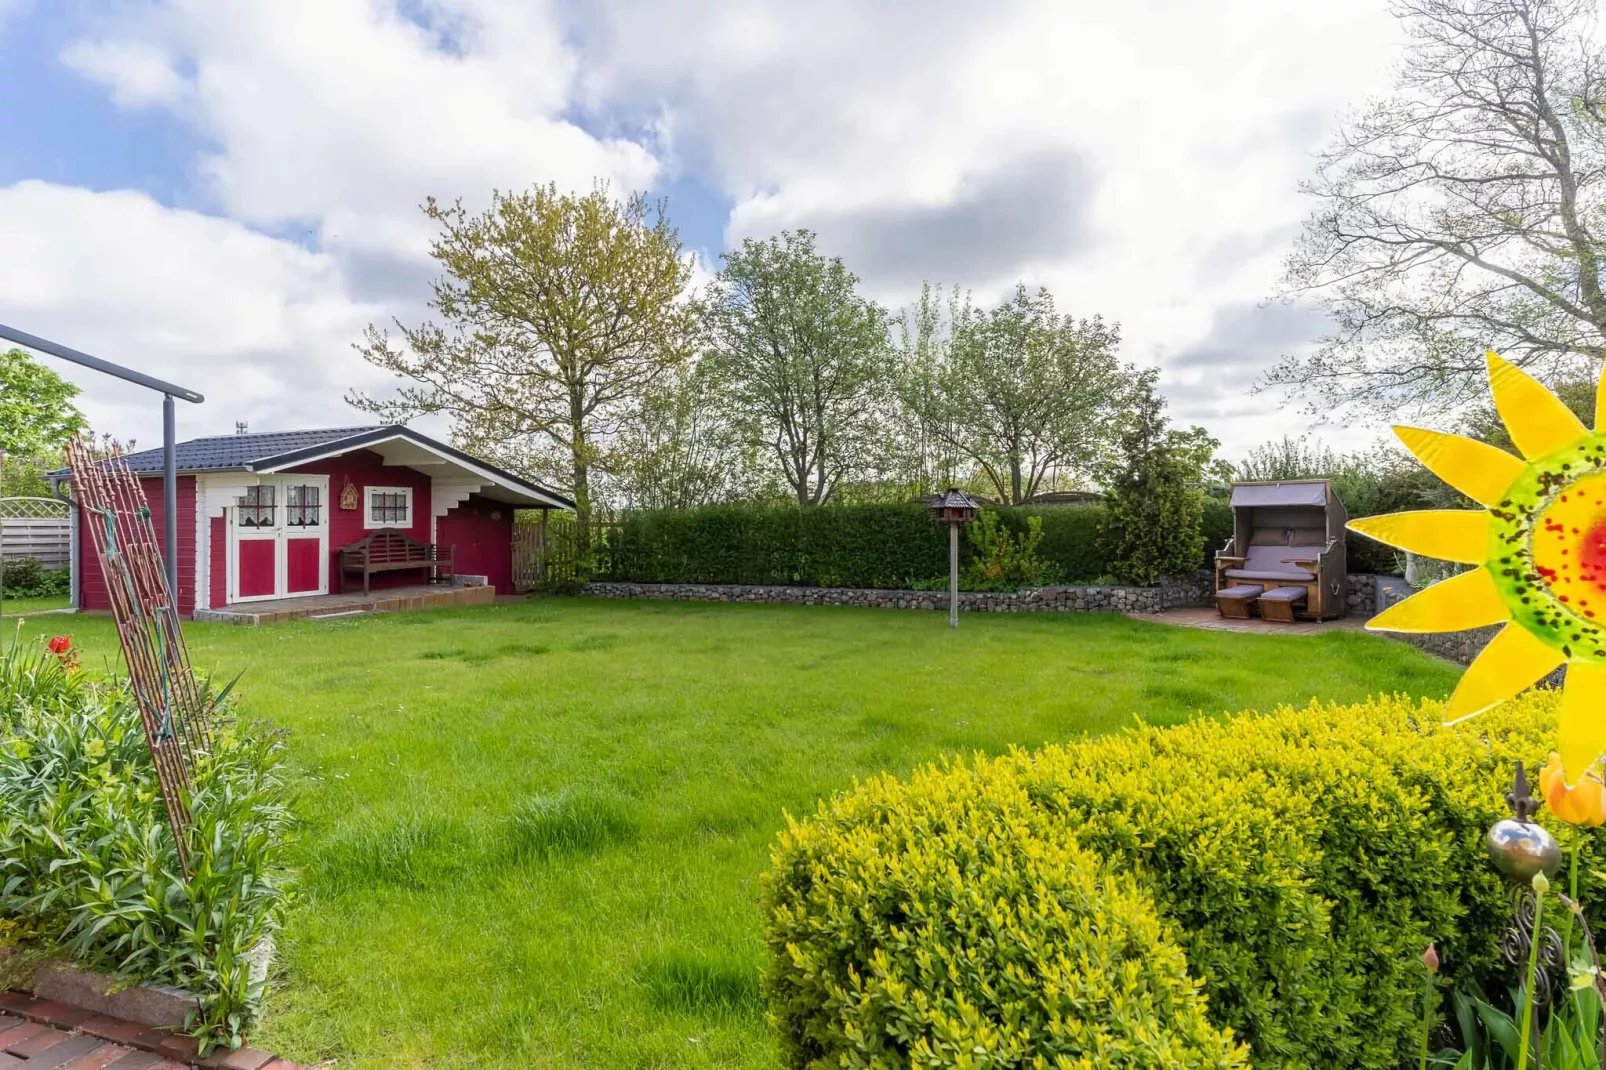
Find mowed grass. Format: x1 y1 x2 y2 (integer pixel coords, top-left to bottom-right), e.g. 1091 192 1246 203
18 598 1462 1068
1 594 71 617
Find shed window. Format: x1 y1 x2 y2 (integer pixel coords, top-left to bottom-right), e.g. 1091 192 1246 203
238 485 275 528
365 486 412 529
287 485 322 527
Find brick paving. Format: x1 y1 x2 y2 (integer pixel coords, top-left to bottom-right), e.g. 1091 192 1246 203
0 993 303 1070
1129 605 1370 634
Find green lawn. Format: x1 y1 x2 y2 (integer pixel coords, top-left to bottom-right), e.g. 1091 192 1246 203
19 599 1461 1069
1 594 71 617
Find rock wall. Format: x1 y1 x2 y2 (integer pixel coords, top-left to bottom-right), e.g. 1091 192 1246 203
584 580 1189 614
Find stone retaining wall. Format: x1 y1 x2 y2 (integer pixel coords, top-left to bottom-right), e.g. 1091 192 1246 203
585 579 1203 614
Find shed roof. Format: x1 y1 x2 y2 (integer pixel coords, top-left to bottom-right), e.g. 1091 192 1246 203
54 425 574 510
1229 480 1329 508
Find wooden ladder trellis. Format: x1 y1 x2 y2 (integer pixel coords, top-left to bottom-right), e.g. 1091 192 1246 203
66 438 215 876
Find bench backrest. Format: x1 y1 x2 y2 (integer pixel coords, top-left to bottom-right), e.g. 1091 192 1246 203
341 528 431 564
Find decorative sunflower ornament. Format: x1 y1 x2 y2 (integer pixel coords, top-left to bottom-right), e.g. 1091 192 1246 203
1351 352 1606 787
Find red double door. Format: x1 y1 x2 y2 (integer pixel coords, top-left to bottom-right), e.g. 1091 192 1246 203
228 477 329 602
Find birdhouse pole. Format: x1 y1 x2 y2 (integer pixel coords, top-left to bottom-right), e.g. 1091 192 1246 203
930 488 979 628
948 521 959 627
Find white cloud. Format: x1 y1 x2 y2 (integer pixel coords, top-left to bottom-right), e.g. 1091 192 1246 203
80 0 659 278
0 181 385 441
44 0 1417 458
60 39 188 108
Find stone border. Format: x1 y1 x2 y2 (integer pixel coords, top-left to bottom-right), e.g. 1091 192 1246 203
585 572 1218 615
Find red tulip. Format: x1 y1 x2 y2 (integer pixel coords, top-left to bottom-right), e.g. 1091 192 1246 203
46 635 70 655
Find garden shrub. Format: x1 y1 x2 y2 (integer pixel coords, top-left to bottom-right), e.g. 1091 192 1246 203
958 511 1058 591
1 558 68 599
762 690 1602 1069
0 634 291 1052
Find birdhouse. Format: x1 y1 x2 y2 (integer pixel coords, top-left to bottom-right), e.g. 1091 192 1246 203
930 488 979 524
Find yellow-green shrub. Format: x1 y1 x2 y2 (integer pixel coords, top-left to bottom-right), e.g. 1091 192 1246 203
762 691 1599 1069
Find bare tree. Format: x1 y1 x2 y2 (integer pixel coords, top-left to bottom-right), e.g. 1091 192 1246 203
1267 0 1606 417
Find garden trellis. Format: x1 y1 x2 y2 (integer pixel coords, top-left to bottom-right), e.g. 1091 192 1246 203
66 437 215 875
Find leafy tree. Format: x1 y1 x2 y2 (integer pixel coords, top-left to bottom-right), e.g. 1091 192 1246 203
1101 379 1215 585
903 284 1132 504
0 348 87 499
702 230 893 506
351 184 698 538
608 363 757 510
1269 0 1606 418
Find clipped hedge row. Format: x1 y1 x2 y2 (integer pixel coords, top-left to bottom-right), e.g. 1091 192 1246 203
600 502 1197 587
762 690 1596 1069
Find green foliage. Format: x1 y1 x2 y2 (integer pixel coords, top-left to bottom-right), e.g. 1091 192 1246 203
762 690 1606 1070
0 635 292 1052
0 349 87 458
1437 981 1605 1069
351 184 698 528
1101 384 1210 585
600 502 1147 588
898 282 1135 503
702 229 894 506
2 559 68 599
959 510 1059 591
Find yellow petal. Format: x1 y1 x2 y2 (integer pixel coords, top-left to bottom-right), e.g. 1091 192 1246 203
1366 568 1510 633
1347 511 1491 564
1393 426 1525 507
1560 662 1606 782
1444 623 1565 725
1595 360 1606 433
1487 350 1589 459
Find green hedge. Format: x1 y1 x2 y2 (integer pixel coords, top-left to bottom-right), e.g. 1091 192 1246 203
762 690 1597 1069
600 502 1225 587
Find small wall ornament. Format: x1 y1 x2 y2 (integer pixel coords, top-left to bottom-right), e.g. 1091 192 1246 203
1351 351 1606 786
339 479 359 511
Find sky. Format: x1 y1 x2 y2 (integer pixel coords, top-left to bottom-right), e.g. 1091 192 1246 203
0 0 1407 464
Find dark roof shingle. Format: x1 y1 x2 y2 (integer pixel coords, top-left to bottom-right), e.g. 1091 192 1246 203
114 427 383 474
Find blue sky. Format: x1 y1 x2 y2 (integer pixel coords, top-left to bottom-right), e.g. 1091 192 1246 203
0 0 1404 457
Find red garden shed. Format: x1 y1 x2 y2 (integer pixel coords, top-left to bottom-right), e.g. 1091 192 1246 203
59 426 571 617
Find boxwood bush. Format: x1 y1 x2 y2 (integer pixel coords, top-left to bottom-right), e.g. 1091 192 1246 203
762 690 1598 1069
0 634 292 1052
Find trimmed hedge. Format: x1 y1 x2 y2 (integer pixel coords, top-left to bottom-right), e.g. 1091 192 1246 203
762 690 1598 1069
601 502 1213 588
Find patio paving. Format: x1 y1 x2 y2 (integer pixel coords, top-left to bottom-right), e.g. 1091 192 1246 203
0 992 303 1069
1134 606 1371 634
192 582 493 625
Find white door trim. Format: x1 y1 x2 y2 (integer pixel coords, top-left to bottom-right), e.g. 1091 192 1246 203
224 475 330 604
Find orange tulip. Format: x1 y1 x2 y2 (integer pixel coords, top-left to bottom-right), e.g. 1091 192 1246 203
1540 752 1606 827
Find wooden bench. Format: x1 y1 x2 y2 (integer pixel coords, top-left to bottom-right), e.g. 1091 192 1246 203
338 528 453 594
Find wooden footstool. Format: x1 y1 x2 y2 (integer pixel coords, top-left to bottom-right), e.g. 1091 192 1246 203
1215 584 1264 619
1258 586 1309 622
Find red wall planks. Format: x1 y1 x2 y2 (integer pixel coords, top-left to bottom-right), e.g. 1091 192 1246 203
437 494 517 595
280 449 434 592
78 475 197 616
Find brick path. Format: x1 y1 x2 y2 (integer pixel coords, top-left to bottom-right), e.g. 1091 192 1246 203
0 993 302 1070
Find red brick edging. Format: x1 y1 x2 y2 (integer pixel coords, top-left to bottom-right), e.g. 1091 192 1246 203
0 991 302 1069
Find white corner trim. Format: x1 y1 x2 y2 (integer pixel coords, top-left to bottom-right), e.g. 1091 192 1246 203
195 476 210 611
431 480 483 518
204 475 262 518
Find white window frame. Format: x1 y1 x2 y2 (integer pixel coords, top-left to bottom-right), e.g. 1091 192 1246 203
364 485 414 529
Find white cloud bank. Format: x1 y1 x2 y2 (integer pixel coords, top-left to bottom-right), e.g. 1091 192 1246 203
9 0 1412 459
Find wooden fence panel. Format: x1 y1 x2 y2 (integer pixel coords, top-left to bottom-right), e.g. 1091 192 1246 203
1 516 71 568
